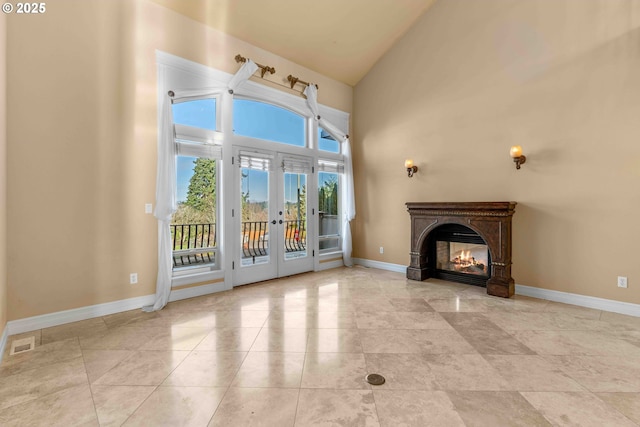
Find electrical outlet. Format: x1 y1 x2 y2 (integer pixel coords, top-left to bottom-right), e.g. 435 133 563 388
130 273 138 284
617 276 628 288
379 246 384 254
145 203 153 214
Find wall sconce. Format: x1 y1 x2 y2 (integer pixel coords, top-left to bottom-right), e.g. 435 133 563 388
510 146 526 170
405 159 418 177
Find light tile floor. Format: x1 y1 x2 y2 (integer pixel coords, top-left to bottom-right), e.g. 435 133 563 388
2 266 640 426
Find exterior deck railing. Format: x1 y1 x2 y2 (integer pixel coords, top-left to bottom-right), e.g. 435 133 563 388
241 220 307 258
171 223 216 267
283 220 306 253
241 220 268 258
171 220 307 267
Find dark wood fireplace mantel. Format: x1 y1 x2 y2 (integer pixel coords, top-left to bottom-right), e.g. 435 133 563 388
406 202 517 298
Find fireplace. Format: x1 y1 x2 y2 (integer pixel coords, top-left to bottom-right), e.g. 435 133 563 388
406 202 516 298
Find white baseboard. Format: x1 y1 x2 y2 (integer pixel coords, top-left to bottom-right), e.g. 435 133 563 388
352 258 406 273
516 284 640 317
0 325 8 359
317 259 345 271
169 281 227 302
354 258 640 318
7 294 154 336
6 281 228 336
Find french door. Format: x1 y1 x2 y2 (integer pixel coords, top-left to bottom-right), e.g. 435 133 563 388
234 149 314 286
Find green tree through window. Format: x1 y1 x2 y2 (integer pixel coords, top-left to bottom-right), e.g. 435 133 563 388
173 158 216 225
319 174 338 215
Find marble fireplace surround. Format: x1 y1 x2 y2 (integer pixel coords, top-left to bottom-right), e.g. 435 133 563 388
406 202 517 298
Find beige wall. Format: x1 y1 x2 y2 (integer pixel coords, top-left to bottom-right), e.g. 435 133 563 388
6 0 352 320
353 0 640 304
1 14 7 334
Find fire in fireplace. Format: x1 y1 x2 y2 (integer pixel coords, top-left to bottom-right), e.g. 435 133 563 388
437 242 488 275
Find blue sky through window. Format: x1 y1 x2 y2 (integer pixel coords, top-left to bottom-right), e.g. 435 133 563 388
241 169 268 203
284 173 306 204
176 156 197 203
234 99 304 146
318 128 340 153
173 99 216 130
240 170 306 204
174 99 339 204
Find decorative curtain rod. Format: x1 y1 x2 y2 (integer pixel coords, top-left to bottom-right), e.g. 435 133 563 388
235 54 275 78
287 74 318 90
234 53 318 92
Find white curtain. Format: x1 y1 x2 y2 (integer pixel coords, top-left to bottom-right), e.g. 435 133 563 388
143 94 177 312
304 84 355 266
228 60 258 93
341 137 355 267
144 59 258 312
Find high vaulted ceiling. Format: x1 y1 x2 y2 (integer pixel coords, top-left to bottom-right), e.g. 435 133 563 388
149 0 437 86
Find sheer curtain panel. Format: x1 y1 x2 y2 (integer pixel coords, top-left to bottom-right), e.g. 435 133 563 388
145 60 258 312
304 84 355 266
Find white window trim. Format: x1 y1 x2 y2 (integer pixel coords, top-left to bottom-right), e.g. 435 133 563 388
172 146 221 282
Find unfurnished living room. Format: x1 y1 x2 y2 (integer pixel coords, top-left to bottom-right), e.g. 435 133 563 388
1 0 640 426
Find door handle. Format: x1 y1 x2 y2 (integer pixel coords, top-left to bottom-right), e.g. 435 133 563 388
271 220 277 225
279 220 283 224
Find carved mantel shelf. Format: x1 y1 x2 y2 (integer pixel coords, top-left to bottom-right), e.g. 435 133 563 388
406 202 517 298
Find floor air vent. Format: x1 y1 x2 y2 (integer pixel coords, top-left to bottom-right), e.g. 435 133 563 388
9 336 36 356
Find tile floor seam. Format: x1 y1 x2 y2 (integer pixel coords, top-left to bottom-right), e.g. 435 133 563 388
0 353 82 379
204 384 232 426
291 370 304 426
593 392 640 426
0 351 86 382
118 384 160 426
86 349 137 386
363 353 385 427
599 393 640 425
0 357 90 415
80 343 102 426
226 349 252 389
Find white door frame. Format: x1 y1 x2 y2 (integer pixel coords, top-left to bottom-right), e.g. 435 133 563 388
232 147 315 286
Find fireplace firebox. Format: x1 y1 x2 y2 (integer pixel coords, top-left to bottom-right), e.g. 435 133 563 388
406 202 516 298
431 224 491 287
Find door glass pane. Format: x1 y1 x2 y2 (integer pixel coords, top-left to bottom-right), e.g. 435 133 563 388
172 99 216 131
283 172 307 259
241 168 270 266
172 156 217 268
234 99 305 147
318 171 340 251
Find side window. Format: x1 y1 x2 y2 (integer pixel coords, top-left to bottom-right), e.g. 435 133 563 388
318 160 343 252
233 99 305 147
171 99 220 271
172 156 217 269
